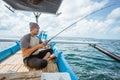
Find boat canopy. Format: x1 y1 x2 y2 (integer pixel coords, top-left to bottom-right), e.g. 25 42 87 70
3 0 62 14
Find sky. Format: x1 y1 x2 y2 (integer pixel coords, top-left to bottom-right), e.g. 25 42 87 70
0 0 120 39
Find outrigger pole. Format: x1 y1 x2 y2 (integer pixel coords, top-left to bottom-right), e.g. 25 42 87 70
90 44 120 62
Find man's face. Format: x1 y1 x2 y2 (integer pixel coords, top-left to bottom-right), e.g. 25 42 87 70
31 27 39 35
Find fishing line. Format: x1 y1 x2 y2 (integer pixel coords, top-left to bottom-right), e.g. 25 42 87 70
48 3 117 42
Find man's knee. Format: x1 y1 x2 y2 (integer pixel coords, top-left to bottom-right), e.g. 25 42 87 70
46 52 51 56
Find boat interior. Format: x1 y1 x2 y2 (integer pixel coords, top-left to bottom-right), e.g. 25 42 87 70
0 50 59 73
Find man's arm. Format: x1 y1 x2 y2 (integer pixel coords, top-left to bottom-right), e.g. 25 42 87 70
22 43 45 57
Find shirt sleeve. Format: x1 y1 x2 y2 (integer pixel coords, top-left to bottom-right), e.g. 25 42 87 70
20 34 30 48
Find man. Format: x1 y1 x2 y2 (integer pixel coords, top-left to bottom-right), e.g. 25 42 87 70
21 22 54 70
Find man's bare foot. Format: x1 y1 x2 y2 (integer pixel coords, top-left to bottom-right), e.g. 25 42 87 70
47 54 56 61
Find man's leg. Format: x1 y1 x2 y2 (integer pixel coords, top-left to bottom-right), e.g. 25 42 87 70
37 49 53 60
43 52 51 61
27 57 48 69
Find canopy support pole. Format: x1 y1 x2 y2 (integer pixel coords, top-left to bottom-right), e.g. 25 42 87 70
33 12 41 23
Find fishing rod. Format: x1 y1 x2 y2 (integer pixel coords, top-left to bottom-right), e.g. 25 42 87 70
48 3 117 42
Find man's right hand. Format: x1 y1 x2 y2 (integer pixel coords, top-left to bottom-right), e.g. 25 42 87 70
37 43 45 49
37 40 49 49
42 40 48 46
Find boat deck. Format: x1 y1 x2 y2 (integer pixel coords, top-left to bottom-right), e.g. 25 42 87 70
0 50 59 73
0 51 72 80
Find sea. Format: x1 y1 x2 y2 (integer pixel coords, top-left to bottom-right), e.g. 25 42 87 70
0 37 120 80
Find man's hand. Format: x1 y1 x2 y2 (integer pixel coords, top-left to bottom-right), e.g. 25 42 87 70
37 40 49 49
37 40 48 48
42 40 49 46
37 43 45 48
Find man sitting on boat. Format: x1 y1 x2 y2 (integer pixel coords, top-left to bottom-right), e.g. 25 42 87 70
20 22 55 70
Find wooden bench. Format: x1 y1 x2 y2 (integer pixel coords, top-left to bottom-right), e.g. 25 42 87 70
0 70 42 80
0 71 71 80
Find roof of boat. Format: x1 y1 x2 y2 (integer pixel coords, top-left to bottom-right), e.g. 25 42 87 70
3 0 62 14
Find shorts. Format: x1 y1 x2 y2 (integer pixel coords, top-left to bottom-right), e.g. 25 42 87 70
23 48 53 69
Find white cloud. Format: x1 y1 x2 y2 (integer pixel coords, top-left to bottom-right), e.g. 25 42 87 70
110 26 120 34
0 0 120 39
59 0 109 21
107 8 120 19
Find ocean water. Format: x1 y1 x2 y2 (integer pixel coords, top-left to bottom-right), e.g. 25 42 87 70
55 37 120 80
0 37 120 80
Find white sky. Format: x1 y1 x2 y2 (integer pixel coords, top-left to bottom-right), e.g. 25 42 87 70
0 0 120 39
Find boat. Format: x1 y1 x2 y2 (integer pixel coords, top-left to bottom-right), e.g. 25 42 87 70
0 0 78 80
1 1 119 80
